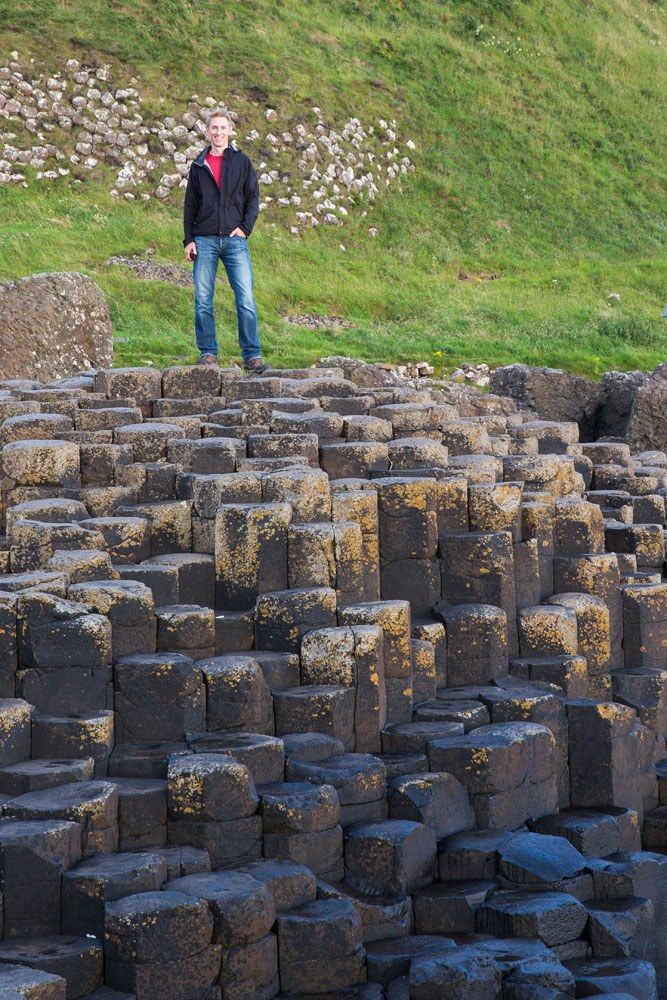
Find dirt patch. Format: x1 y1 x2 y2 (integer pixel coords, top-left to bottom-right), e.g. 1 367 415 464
282 312 352 330
107 254 193 288
458 270 501 282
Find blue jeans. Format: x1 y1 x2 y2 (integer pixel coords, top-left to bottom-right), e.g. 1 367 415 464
193 235 261 361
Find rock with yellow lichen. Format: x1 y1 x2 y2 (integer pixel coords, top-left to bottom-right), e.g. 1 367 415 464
428 722 558 830
566 699 658 820
0 359 664 997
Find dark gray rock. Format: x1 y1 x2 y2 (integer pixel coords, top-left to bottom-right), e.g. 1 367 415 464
497 830 587 889
476 890 588 946
409 944 502 999
489 364 603 439
626 363 667 452
365 935 456 987
0 935 103 998
565 957 658 999
596 369 649 438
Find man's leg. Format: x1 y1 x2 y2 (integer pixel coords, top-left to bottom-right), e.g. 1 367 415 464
220 236 262 362
193 236 219 357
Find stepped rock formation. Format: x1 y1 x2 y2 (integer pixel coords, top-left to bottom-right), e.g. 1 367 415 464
0 360 665 998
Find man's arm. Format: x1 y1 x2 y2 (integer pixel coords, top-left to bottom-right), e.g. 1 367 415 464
183 168 199 247
240 158 260 237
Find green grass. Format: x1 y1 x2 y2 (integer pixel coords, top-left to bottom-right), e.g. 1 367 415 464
0 0 666 375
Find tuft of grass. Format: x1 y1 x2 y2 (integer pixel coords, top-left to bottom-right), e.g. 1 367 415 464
0 0 666 376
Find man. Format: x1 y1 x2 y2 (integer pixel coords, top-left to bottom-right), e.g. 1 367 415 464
183 108 268 371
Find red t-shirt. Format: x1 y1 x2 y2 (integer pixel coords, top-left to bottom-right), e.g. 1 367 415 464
205 151 223 188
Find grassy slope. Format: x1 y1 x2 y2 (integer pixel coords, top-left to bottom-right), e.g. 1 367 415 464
0 0 666 375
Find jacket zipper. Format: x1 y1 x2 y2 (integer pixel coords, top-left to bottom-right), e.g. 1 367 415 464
201 157 222 236
197 149 231 236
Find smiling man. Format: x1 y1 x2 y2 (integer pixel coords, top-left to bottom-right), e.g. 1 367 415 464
183 107 268 371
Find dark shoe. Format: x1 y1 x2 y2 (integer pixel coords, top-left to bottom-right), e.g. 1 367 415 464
197 353 218 366
244 357 270 374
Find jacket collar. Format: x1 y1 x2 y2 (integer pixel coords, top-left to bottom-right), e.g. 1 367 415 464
194 144 238 166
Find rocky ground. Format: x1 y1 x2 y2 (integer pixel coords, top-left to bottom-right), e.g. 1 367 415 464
0 357 664 998
106 251 194 289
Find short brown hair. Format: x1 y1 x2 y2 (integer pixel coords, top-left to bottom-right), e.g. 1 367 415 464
206 107 234 128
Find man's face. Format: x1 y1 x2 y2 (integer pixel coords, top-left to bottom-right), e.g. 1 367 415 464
207 116 232 146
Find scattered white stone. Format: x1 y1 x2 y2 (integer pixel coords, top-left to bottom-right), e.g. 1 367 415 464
1 55 414 228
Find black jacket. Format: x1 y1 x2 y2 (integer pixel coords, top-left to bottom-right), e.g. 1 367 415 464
183 145 260 245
